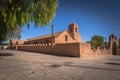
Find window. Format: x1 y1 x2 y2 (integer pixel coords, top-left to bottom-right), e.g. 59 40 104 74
69 27 73 32
65 35 68 41
75 28 77 32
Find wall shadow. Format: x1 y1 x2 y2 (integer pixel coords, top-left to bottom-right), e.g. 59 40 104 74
18 50 78 58
0 53 14 56
105 62 120 66
63 64 120 71
108 59 120 61
112 42 117 55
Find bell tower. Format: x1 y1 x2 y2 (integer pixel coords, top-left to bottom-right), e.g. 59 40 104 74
68 22 82 43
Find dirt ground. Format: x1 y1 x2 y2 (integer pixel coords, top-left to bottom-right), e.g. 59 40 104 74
0 50 120 80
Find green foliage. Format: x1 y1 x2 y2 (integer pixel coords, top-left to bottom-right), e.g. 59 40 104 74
90 35 104 48
103 42 109 49
0 26 8 42
0 0 58 28
0 0 58 42
0 12 8 41
86 41 90 43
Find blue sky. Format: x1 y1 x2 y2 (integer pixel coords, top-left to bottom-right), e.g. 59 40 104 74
21 0 120 42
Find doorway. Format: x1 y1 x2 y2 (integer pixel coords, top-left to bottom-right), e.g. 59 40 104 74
112 42 117 55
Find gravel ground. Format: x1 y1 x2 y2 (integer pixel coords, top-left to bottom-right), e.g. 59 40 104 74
0 50 120 80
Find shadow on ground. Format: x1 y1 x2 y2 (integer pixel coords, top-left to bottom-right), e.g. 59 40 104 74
108 59 120 61
49 62 74 68
105 62 120 66
63 64 120 71
0 53 14 56
49 64 62 68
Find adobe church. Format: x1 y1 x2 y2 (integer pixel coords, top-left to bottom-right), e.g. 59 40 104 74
11 22 119 57
24 23 82 45
15 22 91 57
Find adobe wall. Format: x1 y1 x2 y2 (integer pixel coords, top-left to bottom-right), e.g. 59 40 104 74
79 43 111 56
18 43 80 57
16 42 112 57
79 43 92 57
90 47 112 56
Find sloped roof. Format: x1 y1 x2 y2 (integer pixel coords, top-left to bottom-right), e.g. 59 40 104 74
28 31 66 41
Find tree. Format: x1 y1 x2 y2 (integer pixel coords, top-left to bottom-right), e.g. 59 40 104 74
0 27 7 42
0 16 8 42
8 27 22 47
90 35 104 49
8 27 22 41
86 41 90 43
119 39 120 48
0 0 58 42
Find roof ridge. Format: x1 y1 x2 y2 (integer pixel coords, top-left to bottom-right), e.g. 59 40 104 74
28 30 66 41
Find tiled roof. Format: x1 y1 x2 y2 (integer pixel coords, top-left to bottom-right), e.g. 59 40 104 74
28 31 66 41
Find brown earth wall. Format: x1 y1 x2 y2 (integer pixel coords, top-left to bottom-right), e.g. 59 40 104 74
18 43 81 57
79 43 92 57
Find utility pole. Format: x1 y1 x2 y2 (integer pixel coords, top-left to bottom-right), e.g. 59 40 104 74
51 25 54 46
52 25 54 37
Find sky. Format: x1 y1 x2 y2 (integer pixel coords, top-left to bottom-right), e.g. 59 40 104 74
21 0 120 42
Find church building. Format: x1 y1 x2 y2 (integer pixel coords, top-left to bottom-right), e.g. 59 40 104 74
24 23 82 45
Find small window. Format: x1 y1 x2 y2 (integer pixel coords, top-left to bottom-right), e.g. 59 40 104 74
75 28 77 32
65 35 68 41
69 27 73 32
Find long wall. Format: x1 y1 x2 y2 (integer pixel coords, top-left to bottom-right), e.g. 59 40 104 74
16 42 112 57
18 43 81 57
